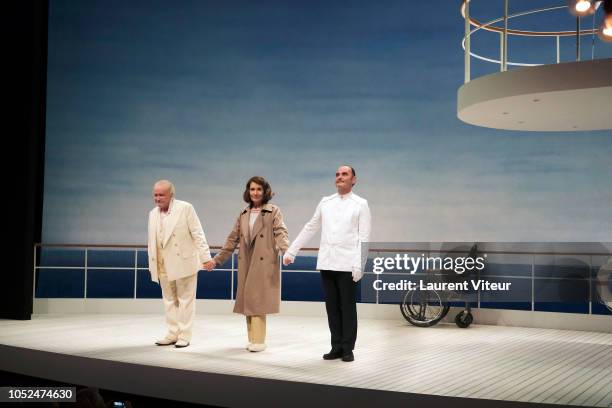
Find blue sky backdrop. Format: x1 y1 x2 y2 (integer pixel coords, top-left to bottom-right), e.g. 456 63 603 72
43 0 612 245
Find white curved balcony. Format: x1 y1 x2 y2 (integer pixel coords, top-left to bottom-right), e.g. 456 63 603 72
458 58 612 131
458 1 612 131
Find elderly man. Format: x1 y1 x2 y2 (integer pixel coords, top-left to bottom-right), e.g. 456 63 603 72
283 165 371 362
147 180 212 348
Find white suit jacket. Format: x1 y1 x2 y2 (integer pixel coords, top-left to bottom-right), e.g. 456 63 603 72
147 199 212 283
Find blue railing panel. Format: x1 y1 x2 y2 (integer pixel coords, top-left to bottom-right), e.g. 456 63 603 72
137 250 148 269
480 276 532 303
39 248 85 268
197 270 232 300
136 270 162 298
87 269 135 298
482 262 532 278
36 268 85 298
534 261 591 279
88 250 135 268
281 271 324 302
592 301 612 315
534 277 589 303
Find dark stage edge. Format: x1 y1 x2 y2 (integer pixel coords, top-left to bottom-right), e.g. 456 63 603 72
0 344 581 408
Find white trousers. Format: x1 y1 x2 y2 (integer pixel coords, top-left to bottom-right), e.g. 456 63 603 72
158 268 198 342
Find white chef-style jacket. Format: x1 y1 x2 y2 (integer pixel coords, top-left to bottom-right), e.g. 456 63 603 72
286 192 371 273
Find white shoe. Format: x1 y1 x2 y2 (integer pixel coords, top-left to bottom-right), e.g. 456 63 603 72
175 339 190 348
246 343 252 350
155 337 177 346
248 343 266 352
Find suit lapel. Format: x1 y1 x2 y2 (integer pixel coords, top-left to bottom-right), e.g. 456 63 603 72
162 202 181 247
150 208 160 245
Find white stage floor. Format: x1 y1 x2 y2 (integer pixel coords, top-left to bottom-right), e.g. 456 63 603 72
1 314 611 407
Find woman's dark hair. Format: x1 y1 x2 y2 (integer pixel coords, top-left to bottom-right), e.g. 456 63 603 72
243 176 274 206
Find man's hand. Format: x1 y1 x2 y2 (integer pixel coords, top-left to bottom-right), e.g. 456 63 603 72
282 253 294 266
203 260 216 271
351 268 363 282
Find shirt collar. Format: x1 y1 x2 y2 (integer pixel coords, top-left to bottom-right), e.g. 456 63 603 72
161 198 175 215
339 191 353 200
242 203 273 214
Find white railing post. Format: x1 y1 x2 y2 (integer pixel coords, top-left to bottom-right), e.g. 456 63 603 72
556 35 560 63
134 249 138 299
591 13 596 60
84 248 88 299
279 254 283 300
464 0 471 83
231 252 235 300
531 254 535 311
588 255 592 314
576 16 581 61
502 0 509 71
500 32 504 71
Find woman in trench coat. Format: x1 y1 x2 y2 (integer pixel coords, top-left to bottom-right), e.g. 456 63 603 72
207 176 289 352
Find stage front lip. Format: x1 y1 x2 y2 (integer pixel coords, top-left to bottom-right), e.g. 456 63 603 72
0 344 545 408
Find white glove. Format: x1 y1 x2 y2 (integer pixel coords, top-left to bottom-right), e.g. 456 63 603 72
351 267 363 282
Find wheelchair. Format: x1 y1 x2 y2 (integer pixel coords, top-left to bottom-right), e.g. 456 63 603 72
597 257 612 312
400 244 478 328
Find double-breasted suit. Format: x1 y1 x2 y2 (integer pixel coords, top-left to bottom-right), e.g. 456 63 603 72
147 199 212 343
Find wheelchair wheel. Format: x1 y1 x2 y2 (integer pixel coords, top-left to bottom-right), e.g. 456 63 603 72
400 289 450 327
454 311 473 328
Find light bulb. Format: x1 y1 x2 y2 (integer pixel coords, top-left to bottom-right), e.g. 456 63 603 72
575 0 591 12
568 0 596 16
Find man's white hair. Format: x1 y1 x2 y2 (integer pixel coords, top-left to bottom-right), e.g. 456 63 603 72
154 179 175 196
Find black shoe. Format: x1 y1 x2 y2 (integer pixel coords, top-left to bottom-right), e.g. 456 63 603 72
341 351 354 362
322 349 343 360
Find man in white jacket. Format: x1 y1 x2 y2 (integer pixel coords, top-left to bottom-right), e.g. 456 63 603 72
147 180 212 348
283 165 371 362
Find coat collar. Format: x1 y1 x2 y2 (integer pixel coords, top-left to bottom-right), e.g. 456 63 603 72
240 203 273 244
240 203 274 214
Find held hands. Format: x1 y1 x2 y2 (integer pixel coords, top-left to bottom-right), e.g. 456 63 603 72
203 260 216 272
282 253 294 266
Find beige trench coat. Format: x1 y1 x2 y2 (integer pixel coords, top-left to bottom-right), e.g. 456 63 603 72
214 203 289 315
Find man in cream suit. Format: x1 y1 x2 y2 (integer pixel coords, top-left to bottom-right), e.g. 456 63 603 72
283 165 371 362
148 180 212 348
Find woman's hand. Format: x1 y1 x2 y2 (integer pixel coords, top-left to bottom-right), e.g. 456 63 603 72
282 253 294 266
203 260 216 271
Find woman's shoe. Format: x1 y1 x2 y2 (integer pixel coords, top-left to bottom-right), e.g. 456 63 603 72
248 343 266 352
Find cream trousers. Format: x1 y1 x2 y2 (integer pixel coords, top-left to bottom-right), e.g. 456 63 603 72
158 259 198 342
246 315 266 344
